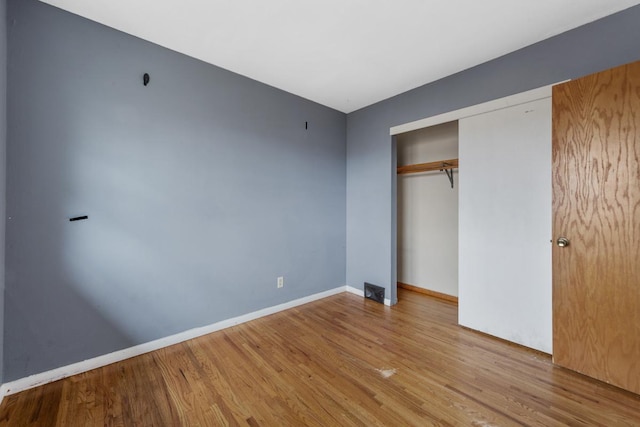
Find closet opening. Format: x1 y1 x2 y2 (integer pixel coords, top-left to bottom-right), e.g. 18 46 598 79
396 120 459 303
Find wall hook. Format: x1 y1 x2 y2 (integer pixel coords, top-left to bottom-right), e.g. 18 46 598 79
143 73 150 86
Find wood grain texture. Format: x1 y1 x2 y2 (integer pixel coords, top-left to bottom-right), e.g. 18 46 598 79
552 60 640 394
397 158 458 174
397 282 458 304
1 289 640 426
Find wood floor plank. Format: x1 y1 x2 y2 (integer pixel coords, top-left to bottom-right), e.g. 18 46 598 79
1 289 640 426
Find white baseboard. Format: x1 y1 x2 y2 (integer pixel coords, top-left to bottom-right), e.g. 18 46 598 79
346 285 392 306
0 286 347 402
346 285 365 297
0 384 10 403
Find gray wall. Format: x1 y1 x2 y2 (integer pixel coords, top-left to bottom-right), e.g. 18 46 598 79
0 0 7 384
4 0 346 381
346 5 640 304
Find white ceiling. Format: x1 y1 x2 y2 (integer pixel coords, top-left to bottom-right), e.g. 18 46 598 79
39 0 640 113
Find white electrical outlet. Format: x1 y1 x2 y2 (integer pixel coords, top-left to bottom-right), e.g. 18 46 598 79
277 276 284 288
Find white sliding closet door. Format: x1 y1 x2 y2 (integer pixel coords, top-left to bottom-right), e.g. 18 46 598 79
458 97 552 353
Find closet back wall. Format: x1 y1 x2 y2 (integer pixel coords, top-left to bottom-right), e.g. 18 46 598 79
4 0 346 381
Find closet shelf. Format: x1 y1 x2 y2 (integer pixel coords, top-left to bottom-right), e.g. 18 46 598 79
396 158 458 175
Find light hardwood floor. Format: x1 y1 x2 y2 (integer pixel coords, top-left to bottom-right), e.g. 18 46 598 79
1 289 639 426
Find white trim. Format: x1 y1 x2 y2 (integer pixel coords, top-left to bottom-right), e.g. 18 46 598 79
346 285 391 306
0 286 347 401
389 82 566 136
346 285 364 297
0 384 10 403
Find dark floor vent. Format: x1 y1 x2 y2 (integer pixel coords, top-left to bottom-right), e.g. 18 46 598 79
364 282 385 304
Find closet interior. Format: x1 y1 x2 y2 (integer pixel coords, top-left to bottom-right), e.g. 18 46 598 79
396 121 459 303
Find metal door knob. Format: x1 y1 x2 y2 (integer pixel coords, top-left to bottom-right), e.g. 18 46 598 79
557 237 570 247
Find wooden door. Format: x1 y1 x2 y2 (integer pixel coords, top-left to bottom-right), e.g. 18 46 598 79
552 60 640 394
